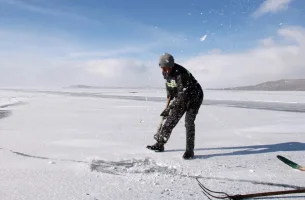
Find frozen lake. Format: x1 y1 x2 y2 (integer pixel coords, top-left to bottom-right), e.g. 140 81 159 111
0 88 305 200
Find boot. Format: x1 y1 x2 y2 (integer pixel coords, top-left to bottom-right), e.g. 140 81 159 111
183 150 194 159
146 142 164 152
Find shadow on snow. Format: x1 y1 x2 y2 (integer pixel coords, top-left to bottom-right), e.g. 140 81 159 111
164 142 305 159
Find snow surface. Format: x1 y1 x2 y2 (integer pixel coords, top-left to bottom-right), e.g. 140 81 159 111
0 89 305 200
6 87 305 103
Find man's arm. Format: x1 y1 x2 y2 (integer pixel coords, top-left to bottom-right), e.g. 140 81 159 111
160 92 173 117
169 73 189 109
165 96 171 108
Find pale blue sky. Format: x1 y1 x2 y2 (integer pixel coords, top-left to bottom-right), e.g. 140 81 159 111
0 0 304 88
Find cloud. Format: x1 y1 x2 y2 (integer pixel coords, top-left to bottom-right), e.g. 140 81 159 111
85 59 147 78
75 26 305 89
82 59 162 86
0 1 178 88
1 1 304 89
67 44 160 60
1 26 305 89
253 0 294 18
68 47 147 59
258 37 275 47
0 28 164 88
0 1 186 88
181 26 305 88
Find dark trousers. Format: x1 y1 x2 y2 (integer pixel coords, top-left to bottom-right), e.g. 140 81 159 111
155 88 203 152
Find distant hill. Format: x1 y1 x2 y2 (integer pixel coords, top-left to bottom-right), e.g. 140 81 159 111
213 79 305 91
67 85 99 89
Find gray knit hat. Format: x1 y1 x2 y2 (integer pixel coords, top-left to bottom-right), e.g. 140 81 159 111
159 53 174 68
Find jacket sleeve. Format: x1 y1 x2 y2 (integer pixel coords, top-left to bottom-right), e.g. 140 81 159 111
162 72 171 99
166 82 171 99
169 73 189 109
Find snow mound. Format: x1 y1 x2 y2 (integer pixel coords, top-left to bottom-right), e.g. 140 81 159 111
0 97 27 108
0 110 11 119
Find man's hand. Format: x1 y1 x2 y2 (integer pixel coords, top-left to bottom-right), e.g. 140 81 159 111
160 108 170 117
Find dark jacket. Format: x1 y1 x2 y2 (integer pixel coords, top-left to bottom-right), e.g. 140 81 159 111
163 63 203 109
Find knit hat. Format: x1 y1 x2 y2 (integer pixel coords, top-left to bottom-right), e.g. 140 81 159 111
159 53 174 68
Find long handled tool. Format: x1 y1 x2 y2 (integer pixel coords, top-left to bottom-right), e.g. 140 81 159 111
196 178 305 200
147 97 172 151
157 97 171 130
277 155 305 171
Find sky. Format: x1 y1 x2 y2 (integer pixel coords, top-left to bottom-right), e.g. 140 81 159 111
0 0 305 88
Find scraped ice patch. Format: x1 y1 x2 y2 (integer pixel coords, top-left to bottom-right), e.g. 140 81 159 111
90 158 179 175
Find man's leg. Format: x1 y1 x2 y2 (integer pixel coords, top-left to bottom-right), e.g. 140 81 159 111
184 94 203 158
184 108 198 153
155 106 186 145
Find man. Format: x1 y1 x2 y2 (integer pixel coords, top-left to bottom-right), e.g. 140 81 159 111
147 53 204 159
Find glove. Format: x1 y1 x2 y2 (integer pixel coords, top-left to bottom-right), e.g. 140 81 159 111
160 108 170 117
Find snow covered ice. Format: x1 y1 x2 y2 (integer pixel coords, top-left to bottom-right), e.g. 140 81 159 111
0 88 305 200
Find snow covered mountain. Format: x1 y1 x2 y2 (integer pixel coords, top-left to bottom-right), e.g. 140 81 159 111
219 79 305 91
